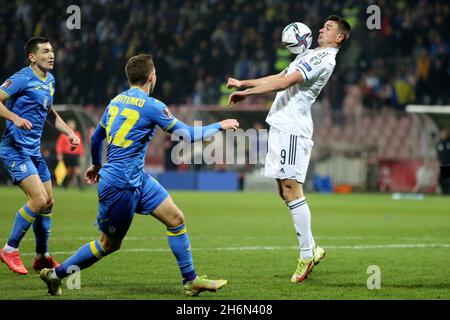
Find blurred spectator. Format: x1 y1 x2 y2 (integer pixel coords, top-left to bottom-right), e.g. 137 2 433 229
233 50 252 80
436 128 450 194
0 0 448 108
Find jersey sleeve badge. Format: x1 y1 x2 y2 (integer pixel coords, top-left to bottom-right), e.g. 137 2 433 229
1 79 12 89
163 107 173 119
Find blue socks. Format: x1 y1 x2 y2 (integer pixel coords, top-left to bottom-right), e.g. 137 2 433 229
33 210 52 254
52 224 196 283
8 206 53 255
7 205 38 248
55 240 107 279
166 224 196 284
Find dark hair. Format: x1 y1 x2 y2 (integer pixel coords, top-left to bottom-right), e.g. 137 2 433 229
125 54 155 86
327 15 351 44
25 37 50 56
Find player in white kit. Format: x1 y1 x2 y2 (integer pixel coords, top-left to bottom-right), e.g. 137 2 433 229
227 16 351 283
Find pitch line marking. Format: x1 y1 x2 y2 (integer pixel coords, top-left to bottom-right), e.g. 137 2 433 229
19 243 450 256
2 235 448 242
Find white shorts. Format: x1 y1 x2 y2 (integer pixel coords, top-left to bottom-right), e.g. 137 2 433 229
264 126 314 183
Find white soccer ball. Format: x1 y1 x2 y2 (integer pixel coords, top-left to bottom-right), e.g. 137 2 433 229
282 22 313 55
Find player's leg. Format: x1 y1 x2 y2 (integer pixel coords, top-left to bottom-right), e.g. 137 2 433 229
263 128 323 282
48 232 120 279
152 195 196 281
40 179 135 295
137 173 226 296
0 156 48 274
152 197 227 296
31 157 60 271
280 179 318 283
277 179 320 259
281 179 325 270
39 232 120 296
279 179 315 255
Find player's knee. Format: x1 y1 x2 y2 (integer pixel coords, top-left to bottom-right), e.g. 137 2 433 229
172 211 185 228
30 194 49 212
280 186 291 201
165 209 185 229
45 197 54 211
282 188 299 202
105 243 121 254
281 191 291 202
100 238 121 254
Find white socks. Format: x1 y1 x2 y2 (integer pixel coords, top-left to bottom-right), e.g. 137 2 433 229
4 244 18 253
286 197 315 260
36 252 50 259
50 269 60 280
3 245 50 259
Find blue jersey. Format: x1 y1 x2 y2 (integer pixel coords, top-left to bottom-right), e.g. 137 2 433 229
98 87 177 189
0 66 55 156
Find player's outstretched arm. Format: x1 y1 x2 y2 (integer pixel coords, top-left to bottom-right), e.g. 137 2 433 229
47 107 80 150
84 123 106 185
228 70 303 106
0 92 32 130
227 69 287 89
166 119 239 142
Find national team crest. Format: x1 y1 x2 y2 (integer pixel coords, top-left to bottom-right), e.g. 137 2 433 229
19 163 28 173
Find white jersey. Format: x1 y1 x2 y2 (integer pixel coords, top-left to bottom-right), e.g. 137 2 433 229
266 47 338 138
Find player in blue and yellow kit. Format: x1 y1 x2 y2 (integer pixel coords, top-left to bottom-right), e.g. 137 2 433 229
0 37 80 275
39 54 238 296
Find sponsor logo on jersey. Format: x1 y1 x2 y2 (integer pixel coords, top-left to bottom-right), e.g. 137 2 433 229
1 79 12 89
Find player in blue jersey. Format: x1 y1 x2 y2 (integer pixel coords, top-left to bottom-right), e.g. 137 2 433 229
0 37 80 275
39 54 238 296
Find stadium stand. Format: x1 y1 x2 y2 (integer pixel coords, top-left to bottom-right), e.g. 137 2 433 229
1 0 449 191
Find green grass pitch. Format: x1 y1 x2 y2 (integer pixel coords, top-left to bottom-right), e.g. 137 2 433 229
0 186 449 300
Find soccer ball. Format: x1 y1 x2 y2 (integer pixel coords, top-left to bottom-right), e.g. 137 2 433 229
282 22 313 55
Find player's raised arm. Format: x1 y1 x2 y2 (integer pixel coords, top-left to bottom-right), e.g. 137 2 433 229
151 102 238 141
227 69 287 90
47 107 80 150
227 70 303 106
166 118 239 142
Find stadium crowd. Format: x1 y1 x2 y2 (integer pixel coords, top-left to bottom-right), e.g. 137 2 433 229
1 0 449 110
